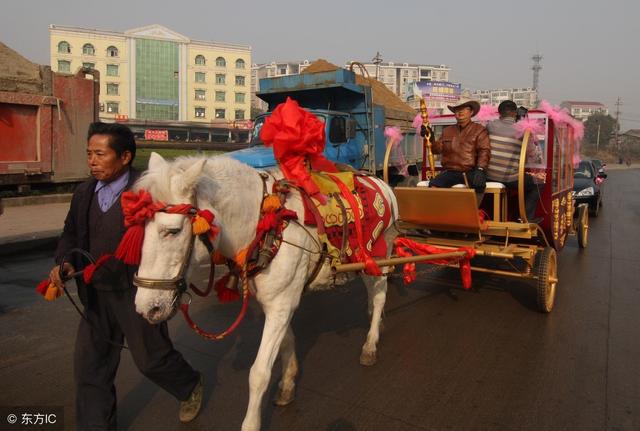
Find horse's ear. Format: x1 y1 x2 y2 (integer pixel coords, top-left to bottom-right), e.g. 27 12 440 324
148 152 168 171
181 159 207 192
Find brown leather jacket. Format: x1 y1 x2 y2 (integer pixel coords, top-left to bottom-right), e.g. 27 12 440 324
432 122 490 172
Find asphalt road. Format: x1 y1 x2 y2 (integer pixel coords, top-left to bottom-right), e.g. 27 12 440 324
1 169 638 431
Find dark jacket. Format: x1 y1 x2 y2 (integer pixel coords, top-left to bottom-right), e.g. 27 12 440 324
55 169 140 304
432 122 490 172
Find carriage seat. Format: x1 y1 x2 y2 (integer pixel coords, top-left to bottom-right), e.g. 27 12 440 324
394 187 486 233
414 181 506 221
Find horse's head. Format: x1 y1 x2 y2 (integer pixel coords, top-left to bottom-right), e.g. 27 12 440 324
133 153 218 324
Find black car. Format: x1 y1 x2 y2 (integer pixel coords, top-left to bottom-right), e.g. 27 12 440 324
573 160 605 216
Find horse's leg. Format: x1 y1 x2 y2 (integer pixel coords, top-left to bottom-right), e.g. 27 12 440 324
274 324 298 406
360 274 388 366
241 305 294 431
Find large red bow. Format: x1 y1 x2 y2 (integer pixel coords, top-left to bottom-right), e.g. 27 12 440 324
259 97 337 203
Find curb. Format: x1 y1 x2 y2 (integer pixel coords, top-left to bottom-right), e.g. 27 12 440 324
0 230 60 256
2 194 73 207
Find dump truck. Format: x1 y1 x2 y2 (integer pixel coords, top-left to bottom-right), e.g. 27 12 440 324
228 60 420 183
0 42 99 190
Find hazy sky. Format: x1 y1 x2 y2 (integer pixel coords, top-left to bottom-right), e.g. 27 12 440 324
2 0 638 129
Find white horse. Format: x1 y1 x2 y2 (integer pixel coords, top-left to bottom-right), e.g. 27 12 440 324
133 153 398 431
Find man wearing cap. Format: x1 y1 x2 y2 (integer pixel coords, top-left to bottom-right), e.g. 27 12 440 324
486 100 541 221
423 99 490 198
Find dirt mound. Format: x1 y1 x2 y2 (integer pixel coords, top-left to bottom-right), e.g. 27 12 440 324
0 42 48 94
302 59 415 114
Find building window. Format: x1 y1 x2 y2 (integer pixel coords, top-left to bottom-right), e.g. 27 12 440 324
235 110 245 120
235 75 245 86
106 46 119 57
82 43 95 56
235 58 245 69
215 74 226 85
215 91 225 102
195 107 206 118
57 41 71 54
235 92 245 103
57 60 71 73
83 62 95 70
106 83 119 95
215 57 226 67
215 109 225 119
195 89 206 100
106 64 119 76
279 67 287 75
195 72 206 83
195 55 206 65
106 102 119 114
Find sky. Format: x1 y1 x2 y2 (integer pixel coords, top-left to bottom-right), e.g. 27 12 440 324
1 0 639 130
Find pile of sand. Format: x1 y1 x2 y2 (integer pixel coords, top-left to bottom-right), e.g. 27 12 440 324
0 42 48 94
302 59 415 114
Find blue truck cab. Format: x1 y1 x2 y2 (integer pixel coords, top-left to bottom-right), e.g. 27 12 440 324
228 66 421 180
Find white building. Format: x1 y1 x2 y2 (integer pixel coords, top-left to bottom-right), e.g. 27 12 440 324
560 101 609 122
346 61 451 101
469 87 538 109
251 60 312 111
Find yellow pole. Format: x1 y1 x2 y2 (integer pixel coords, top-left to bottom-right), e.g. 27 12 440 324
420 98 436 180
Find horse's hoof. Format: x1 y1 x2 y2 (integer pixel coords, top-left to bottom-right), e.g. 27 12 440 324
274 387 295 406
359 350 377 366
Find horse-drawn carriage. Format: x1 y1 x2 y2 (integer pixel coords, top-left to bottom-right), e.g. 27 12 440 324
385 107 588 313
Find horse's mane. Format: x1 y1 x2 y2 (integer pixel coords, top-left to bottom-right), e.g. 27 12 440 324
134 155 260 203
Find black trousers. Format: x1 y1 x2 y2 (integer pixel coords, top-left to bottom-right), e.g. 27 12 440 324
429 170 486 193
74 288 199 431
500 174 541 221
430 170 486 205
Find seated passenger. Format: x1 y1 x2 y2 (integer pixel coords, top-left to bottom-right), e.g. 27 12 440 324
486 100 541 221
422 99 490 201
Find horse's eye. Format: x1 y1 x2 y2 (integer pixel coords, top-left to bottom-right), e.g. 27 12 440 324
160 227 182 237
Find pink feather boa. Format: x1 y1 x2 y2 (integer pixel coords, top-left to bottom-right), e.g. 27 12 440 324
475 105 499 124
384 126 408 175
539 100 584 166
514 117 545 139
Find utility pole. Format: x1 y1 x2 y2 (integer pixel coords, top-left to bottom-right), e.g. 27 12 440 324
372 51 383 81
614 97 622 162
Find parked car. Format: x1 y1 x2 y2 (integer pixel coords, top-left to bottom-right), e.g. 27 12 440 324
573 160 605 216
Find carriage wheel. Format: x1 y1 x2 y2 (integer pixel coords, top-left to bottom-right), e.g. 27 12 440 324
534 247 558 313
577 205 589 249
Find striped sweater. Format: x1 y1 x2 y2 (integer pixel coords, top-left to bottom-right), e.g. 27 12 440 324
486 117 522 182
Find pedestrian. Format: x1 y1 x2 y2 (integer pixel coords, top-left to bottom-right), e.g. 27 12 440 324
47 122 203 430
422 99 490 201
486 100 542 222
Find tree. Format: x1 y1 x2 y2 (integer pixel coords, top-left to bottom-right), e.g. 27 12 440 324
584 113 617 148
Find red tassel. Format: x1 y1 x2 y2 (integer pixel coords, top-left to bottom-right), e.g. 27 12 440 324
115 225 145 265
83 254 113 284
460 259 472 290
214 274 240 303
362 251 382 276
36 279 50 296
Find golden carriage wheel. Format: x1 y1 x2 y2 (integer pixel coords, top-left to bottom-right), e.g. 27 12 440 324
577 205 589 249
534 247 558 313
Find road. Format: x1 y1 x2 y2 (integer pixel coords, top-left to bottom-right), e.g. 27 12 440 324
1 169 638 431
